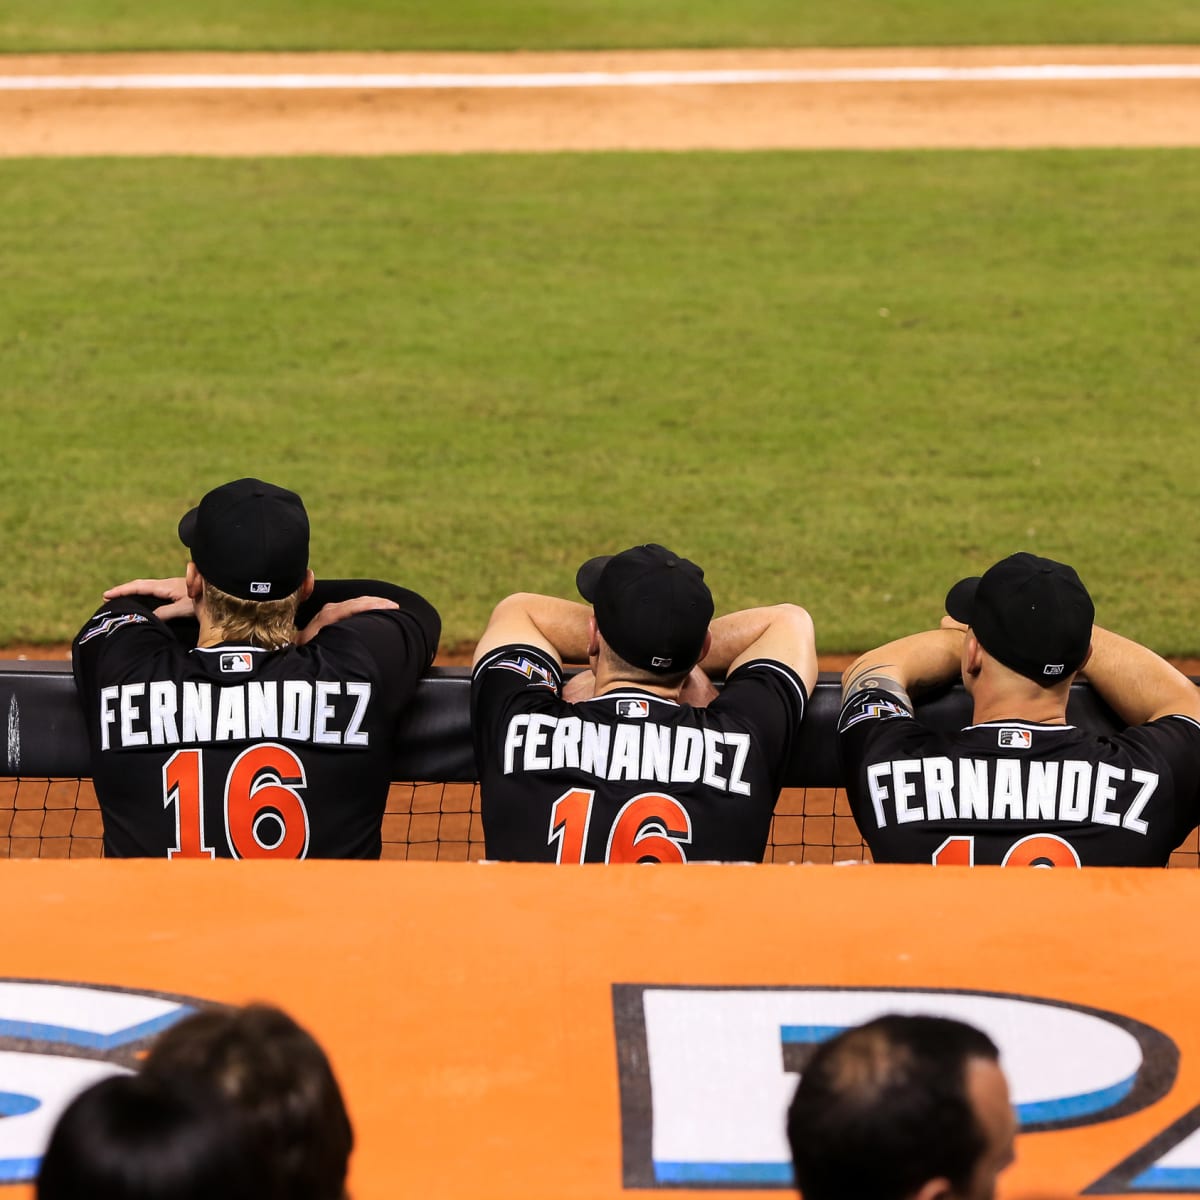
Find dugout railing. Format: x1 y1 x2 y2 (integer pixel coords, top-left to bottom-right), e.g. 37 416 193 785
3 662 1197 865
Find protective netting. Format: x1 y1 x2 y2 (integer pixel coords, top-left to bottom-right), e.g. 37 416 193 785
3 778 1198 866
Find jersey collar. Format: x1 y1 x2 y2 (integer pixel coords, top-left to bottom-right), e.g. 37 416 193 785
584 688 680 708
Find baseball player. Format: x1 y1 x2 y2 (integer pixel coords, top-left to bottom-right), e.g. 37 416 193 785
838 552 1200 865
471 543 816 862
72 477 440 859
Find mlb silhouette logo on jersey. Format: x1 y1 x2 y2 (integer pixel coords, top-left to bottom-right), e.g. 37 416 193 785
219 652 254 674
616 700 650 719
998 728 1033 748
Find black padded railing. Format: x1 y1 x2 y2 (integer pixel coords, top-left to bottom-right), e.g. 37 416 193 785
4 662 1191 865
3 663 1128 785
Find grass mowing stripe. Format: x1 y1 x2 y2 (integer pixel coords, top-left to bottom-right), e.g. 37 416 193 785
8 65 1200 89
2 150 1199 651
3 0 1200 53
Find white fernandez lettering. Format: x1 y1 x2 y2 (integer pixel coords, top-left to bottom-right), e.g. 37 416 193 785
503 714 530 775
99 686 119 752
343 682 371 747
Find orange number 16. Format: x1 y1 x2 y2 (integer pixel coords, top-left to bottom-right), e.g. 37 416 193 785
163 744 311 860
933 833 1082 868
550 788 692 864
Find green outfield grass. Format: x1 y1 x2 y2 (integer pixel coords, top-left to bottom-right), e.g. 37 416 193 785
2 0 1200 53
3 150 1199 652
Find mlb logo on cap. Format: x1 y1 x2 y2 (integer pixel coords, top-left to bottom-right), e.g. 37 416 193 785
177 478 310 603
945 552 1094 689
575 544 714 677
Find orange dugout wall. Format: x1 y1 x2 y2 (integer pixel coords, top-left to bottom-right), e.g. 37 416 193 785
2 861 1200 1198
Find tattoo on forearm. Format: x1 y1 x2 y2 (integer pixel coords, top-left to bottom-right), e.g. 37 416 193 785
842 663 913 708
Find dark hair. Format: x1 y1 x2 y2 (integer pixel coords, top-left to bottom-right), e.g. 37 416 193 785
37 1072 265 1200
787 1014 1000 1200
143 1004 353 1200
599 642 691 689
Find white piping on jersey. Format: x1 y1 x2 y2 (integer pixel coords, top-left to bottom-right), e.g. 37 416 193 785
583 690 680 707
739 659 807 703
961 720 1077 732
580 661 804 708
190 644 268 655
963 715 1200 733
1167 714 1200 732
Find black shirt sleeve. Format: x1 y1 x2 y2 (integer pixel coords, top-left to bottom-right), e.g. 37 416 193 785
72 598 177 716
470 645 564 774
299 579 441 669
707 659 808 791
1113 714 1200 845
837 684 918 780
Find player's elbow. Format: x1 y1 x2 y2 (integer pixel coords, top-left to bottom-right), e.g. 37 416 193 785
842 652 875 691
1144 681 1200 725
489 593 540 623
767 603 815 644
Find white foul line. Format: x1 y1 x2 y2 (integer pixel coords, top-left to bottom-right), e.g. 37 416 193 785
1 64 1200 91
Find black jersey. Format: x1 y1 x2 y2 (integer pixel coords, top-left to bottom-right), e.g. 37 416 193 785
471 645 807 862
72 584 438 859
838 687 1200 866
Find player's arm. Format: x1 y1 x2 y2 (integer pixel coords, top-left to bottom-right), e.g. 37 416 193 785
1078 626 1200 724
841 629 964 707
100 578 194 622
296 579 438 630
473 593 593 669
294 579 441 663
702 605 817 695
295 597 398 645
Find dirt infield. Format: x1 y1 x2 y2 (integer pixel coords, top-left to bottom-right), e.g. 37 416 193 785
1 45 1199 155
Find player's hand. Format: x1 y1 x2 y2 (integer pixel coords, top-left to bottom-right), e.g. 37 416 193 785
296 596 399 645
678 665 719 708
562 669 597 703
103 577 188 603
102 578 193 623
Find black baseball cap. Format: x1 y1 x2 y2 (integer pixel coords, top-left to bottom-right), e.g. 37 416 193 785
945 552 1094 686
576 544 714 675
178 478 310 602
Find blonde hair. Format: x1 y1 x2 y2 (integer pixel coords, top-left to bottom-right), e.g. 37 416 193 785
203 581 302 649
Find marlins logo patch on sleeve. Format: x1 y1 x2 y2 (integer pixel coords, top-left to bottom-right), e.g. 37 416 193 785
840 694 913 731
77 611 149 644
493 655 558 689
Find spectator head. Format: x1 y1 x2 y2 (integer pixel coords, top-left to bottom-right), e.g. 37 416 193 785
576 544 714 687
787 1014 1016 1200
143 1003 353 1200
37 1072 264 1200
